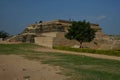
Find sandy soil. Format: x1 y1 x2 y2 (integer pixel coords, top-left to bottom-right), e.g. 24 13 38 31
0 55 65 80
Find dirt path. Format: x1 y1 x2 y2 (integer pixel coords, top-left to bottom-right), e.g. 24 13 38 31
35 47 120 61
0 55 65 80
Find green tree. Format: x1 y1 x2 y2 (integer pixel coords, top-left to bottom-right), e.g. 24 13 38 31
65 20 96 48
0 31 9 39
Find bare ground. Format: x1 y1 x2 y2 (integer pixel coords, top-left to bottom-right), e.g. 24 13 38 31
0 55 65 80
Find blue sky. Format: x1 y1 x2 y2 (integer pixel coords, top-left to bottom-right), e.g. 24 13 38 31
0 0 120 35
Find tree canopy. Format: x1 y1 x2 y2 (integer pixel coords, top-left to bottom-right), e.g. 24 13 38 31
65 20 96 48
0 31 9 39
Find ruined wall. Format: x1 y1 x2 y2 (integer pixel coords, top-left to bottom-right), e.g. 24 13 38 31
53 32 78 47
41 32 58 37
34 32 79 48
35 37 53 48
7 19 120 50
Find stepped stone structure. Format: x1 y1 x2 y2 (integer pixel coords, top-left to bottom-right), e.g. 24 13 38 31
8 20 120 50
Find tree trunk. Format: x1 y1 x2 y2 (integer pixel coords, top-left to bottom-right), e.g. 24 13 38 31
79 41 83 48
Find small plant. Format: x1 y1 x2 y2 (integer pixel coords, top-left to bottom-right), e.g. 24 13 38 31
23 76 30 80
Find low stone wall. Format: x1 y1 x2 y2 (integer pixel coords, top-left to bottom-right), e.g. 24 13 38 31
0 38 3 41
53 32 79 47
112 40 120 50
35 37 53 48
34 32 120 50
34 32 102 49
34 32 79 48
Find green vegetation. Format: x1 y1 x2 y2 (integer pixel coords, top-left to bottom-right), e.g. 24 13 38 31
37 53 120 80
0 31 9 39
0 43 120 80
54 46 120 57
0 43 39 55
65 20 96 48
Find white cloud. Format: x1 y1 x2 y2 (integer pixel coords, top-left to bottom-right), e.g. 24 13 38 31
96 16 107 20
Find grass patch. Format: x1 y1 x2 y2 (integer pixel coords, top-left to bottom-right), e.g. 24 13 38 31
53 46 120 56
0 43 40 55
23 75 31 80
26 52 120 80
0 43 120 80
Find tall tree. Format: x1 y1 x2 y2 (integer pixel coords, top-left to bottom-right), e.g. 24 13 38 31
65 20 96 48
0 31 9 39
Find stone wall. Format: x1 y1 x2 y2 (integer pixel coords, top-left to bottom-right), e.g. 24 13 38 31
34 32 79 48
35 37 53 48
0 38 3 41
53 32 78 47
34 32 101 49
41 32 58 37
